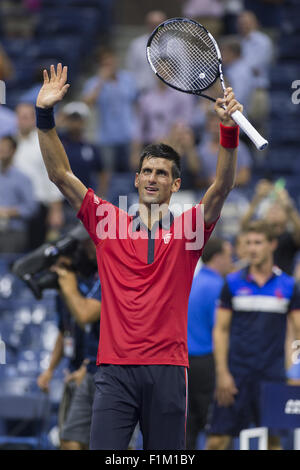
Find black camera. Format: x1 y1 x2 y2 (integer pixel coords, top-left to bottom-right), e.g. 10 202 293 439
12 224 97 299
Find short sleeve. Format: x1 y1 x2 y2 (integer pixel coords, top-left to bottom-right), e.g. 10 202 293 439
77 188 119 246
218 280 233 310
289 282 300 313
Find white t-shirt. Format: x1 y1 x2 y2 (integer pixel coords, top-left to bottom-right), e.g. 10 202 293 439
14 129 63 205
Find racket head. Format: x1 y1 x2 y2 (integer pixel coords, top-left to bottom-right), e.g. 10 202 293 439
147 17 222 96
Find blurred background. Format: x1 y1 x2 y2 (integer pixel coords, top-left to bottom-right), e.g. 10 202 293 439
0 0 300 450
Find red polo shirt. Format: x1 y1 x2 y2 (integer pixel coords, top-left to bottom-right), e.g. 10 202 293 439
77 188 218 367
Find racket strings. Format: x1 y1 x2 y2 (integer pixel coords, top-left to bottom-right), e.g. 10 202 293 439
149 20 219 92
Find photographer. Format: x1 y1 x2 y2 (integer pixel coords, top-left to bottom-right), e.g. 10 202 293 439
37 238 101 450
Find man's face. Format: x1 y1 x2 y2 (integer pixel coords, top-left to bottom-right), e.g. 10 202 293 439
245 232 275 267
135 157 180 207
16 103 36 135
237 12 257 36
64 115 85 135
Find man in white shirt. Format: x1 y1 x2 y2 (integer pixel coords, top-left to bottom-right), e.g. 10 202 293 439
126 10 167 94
14 102 64 249
237 11 274 129
220 36 255 114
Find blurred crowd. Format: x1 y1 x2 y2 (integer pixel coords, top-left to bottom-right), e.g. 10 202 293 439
1 0 300 450
0 3 284 253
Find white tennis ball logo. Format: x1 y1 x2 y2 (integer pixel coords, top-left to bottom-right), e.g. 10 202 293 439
199 73 205 79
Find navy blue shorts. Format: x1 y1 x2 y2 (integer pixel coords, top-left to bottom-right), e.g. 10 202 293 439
207 377 262 437
90 364 188 450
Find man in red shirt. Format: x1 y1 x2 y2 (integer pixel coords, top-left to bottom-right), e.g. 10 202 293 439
35 63 242 450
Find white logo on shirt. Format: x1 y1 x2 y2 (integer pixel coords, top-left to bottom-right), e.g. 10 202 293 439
163 233 172 244
93 194 100 205
285 400 300 415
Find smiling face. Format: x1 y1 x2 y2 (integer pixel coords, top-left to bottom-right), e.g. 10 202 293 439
135 157 181 207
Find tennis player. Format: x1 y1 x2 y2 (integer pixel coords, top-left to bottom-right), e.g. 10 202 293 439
35 63 242 450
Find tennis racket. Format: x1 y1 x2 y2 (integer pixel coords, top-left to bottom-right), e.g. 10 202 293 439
146 17 268 151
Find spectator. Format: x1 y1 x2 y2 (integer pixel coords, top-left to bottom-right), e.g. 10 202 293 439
0 135 36 253
126 10 167 94
131 79 195 171
37 237 101 450
240 179 300 274
0 44 14 81
206 220 300 450
220 36 255 114
186 238 232 450
197 111 252 189
57 101 108 229
0 106 17 140
0 44 16 135
237 10 274 129
196 111 252 241
182 0 225 38
244 0 284 30
81 48 138 174
162 123 200 191
13 102 64 249
19 62 52 105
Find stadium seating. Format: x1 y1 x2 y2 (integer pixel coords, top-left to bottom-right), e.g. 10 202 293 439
0 383 51 449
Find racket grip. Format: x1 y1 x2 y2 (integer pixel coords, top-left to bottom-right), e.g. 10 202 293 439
231 110 268 151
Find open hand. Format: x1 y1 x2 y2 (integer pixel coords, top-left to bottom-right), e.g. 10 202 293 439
36 63 70 109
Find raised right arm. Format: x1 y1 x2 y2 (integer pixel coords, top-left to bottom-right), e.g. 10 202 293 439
36 63 87 212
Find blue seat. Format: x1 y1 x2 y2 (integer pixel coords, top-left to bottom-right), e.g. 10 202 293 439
270 92 298 120
260 382 300 429
1 38 33 60
270 122 300 145
270 66 300 91
0 387 51 449
35 8 101 38
265 146 298 174
278 35 300 60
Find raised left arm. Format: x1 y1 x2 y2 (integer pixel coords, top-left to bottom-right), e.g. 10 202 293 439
201 88 243 225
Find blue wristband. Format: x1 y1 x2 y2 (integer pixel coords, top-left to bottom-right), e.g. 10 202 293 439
36 106 55 129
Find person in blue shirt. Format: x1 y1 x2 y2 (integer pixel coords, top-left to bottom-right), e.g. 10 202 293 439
206 220 300 450
186 237 233 449
81 48 138 174
57 102 108 230
0 134 36 253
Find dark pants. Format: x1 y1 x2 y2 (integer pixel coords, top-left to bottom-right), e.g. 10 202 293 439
90 364 188 450
186 354 215 450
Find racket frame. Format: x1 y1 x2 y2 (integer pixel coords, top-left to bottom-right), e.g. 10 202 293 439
146 17 269 150
146 17 226 102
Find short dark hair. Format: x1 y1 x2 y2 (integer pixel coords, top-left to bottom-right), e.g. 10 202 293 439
1 135 17 150
243 220 276 241
138 143 181 180
202 238 225 264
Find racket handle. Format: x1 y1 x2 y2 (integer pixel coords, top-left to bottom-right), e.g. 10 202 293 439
231 110 268 151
